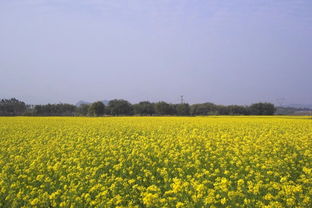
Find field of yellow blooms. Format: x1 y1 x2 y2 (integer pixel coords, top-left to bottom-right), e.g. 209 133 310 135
0 116 311 207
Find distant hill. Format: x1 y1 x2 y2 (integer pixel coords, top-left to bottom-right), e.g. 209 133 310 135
283 104 312 109
76 100 109 106
276 105 312 115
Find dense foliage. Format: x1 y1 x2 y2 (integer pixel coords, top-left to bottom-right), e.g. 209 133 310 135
33 104 76 116
0 98 277 116
88 102 105 117
0 116 311 207
0 98 26 116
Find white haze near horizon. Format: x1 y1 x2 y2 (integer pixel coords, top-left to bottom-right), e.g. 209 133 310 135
0 0 312 105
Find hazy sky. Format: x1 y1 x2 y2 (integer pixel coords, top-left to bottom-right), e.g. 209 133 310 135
0 0 311 105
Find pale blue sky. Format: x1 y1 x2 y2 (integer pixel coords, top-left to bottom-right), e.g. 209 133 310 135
0 0 311 105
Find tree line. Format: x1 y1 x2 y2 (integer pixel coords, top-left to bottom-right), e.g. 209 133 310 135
0 98 276 116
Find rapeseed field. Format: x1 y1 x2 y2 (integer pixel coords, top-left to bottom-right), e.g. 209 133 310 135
0 116 311 207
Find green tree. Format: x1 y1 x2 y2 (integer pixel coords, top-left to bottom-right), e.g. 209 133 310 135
176 103 190 116
133 101 155 115
88 101 105 116
190 102 217 115
227 105 250 115
249 102 276 115
154 101 172 115
0 98 26 116
33 103 76 116
76 104 90 116
107 99 133 115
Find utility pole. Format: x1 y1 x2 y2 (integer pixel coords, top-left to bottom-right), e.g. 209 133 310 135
180 95 184 104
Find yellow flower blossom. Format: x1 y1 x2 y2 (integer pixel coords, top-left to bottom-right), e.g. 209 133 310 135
0 116 311 207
